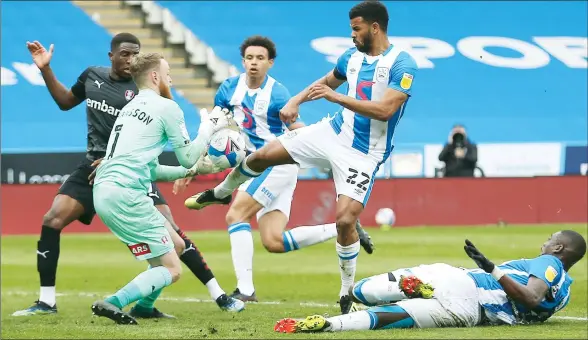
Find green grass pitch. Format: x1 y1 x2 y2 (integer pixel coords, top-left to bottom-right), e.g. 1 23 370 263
2 224 587 339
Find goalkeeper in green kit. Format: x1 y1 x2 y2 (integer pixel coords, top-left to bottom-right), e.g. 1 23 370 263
91 52 236 324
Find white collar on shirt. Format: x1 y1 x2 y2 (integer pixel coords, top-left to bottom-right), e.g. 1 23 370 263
246 87 262 97
364 45 394 64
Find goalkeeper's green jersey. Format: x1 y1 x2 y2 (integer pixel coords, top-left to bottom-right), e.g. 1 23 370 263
93 89 191 193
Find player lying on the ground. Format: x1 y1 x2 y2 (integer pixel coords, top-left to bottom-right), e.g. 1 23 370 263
182 1 416 314
90 52 239 325
176 35 374 302
274 230 586 332
13 33 243 318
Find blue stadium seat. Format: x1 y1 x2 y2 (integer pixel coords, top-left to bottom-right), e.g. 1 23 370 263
1 1 198 153
159 0 587 145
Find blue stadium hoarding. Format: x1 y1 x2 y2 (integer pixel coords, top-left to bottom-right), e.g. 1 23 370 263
564 146 588 175
0 1 199 154
161 0 587 145
1 1 586 182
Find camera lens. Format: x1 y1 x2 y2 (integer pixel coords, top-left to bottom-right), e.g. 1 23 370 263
452 133 465 147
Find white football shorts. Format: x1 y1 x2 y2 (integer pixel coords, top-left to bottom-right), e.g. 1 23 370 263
278 118 382 206
393 263 482 328
238 163 299 220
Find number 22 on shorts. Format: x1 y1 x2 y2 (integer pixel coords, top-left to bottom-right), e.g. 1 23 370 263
346 167 370 192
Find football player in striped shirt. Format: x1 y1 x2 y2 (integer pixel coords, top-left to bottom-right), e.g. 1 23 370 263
274 230 586 332
183 0 411 313
179 36 374 302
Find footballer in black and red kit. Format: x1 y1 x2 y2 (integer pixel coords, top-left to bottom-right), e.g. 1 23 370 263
13 33 244 318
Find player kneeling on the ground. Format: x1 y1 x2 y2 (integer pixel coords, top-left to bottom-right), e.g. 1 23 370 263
275 230 586 332
91 52 238 325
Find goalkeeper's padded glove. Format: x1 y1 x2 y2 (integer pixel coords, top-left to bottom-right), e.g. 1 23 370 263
209 106 239 133
464 239 496 273
198 106 240 135
186 154 226 176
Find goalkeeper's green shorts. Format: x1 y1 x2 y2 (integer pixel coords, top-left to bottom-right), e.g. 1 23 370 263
93 182 174 261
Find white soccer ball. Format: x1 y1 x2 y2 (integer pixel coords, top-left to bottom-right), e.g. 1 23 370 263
375 208 396 227
207 128 247 170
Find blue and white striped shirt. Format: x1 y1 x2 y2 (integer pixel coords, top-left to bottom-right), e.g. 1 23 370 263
467 255 573 325
330 45 418 162
214 73 298 153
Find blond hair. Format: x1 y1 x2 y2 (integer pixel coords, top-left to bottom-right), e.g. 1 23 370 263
130 52 164 85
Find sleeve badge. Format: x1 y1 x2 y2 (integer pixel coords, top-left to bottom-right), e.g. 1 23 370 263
545 265 558 283
400 73 414 90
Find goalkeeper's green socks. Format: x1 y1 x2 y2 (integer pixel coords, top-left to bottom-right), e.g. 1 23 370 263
105 266 172 309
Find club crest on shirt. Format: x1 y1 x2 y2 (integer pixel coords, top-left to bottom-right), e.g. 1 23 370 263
255 100 268 113
376 67 389 83
125 90 135 101
400 73 414 90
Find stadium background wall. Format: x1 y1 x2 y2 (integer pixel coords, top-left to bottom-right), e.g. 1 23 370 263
1 176 586 235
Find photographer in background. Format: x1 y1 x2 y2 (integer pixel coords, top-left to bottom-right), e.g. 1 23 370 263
438 124 478 177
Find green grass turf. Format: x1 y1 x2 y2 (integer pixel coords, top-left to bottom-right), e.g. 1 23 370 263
2 224 587 339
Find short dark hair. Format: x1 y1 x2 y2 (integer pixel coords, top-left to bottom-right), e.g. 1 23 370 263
111 33 141 51
349 1 389 32
240 35 277 60
561 230 587 265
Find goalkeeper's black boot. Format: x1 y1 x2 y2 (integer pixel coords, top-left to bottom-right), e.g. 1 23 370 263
129 305 175 319
91 300 138 325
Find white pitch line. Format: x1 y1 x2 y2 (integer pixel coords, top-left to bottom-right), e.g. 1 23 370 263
553 316 588 321
5 290 587 322
5 290 333 307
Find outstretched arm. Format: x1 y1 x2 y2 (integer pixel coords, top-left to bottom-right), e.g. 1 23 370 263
290 70 346 106
164 105 234 169
152 161 190 182
279 49 353 125
309 51 418 121
328 87 408 121
279 70 344 125
41 66 85 111
26 41 83 110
